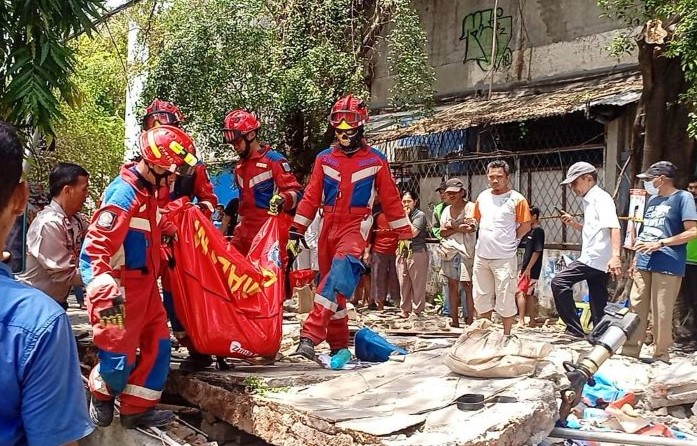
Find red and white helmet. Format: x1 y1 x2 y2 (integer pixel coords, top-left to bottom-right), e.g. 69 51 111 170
222 110 261 143
142 99 185 130
139 125 198 176
329 95 369 130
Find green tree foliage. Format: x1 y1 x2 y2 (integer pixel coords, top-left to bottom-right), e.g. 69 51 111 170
599 0 697 136
0 0 104 138
30 21 129 208
598 0 696 178
142 0 435 176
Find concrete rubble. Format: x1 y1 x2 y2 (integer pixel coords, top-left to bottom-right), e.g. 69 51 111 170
71 303 697 445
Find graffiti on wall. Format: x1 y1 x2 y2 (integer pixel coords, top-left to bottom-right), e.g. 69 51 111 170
460 7 513 72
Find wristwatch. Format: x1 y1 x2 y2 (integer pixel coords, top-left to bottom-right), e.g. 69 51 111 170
659 240 666 247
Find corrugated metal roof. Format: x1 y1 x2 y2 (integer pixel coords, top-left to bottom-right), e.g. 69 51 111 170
373 75 642 143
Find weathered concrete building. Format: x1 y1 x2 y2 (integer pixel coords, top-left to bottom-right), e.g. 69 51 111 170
368 0 641 308
371 0 635 106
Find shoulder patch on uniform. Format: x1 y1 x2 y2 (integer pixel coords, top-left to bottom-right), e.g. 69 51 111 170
265 150 286 162
282 162 291 172
96 211 117 230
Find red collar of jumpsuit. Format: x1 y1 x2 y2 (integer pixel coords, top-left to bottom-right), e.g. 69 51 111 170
292 142 412 351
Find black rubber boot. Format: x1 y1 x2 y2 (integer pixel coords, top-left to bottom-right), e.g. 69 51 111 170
120 408 175 429
89 394 115 427
179 351 213 372
295 337 316 361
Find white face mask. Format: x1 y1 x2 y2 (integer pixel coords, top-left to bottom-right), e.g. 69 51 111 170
643 179 660 195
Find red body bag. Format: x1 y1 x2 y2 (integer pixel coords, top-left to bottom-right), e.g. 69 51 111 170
164 199 289 358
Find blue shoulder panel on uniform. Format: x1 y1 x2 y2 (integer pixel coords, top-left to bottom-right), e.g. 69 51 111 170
102 177 138 211
265 150 287 162
318 147 334 157
369 147 388 161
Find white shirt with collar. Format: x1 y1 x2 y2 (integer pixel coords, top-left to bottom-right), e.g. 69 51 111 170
577 184 620 271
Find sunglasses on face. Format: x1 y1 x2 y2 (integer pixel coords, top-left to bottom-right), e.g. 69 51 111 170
335 128 358 136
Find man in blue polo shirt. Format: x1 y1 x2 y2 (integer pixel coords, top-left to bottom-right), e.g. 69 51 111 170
623 161 697 362
0 120 94 446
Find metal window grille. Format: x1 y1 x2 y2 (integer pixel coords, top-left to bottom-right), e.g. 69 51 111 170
377 115 607 249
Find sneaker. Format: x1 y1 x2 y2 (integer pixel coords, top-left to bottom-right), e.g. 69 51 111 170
367 302 378 310
120 409 175 429
179 352 213 372
295 337 316 361
89 394 115 427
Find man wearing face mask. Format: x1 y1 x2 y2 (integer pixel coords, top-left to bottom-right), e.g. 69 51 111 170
222 110 303 256
553 162 622 338
291 94 412 361
622 162 697 362
80 125 199 429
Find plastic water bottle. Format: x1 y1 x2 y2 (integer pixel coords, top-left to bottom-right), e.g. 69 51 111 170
330 348 352 370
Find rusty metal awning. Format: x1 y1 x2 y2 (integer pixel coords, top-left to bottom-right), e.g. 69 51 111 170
372 74 642 143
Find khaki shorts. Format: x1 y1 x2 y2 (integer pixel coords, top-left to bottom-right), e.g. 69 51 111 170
441 254 473 282
472 255 517 318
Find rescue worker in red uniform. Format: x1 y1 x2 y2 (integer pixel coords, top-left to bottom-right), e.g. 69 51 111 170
142 99 220 372
222 110 303 255
292 95 412 360
80 125 198 429
142 99 218 216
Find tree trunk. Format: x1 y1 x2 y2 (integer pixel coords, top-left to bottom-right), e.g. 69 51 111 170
636 29 696 184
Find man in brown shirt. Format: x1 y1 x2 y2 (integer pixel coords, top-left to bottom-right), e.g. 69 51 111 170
18 163 89 308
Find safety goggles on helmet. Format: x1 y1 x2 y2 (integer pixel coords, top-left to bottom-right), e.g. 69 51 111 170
222 128 244 143
330 111 364 130
143 111 180 130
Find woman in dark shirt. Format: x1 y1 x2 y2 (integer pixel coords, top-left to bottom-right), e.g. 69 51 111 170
397 191 429 317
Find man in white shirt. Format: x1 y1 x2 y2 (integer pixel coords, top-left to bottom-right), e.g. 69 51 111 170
472 160 532 335
553 162 622 338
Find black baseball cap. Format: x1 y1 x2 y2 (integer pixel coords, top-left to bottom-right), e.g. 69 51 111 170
435 181 447 191
637 161 677 179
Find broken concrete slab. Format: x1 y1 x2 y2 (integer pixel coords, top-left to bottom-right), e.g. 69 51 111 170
647 358 697 408
167 349 558 446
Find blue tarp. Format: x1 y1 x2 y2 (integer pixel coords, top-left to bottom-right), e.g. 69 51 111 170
210 169 239 206
394 129 474 158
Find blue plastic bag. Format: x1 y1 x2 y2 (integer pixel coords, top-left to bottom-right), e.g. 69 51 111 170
355 327 408 362
582 371 626 407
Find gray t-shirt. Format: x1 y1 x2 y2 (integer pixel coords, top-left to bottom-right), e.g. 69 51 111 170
409 208 428 252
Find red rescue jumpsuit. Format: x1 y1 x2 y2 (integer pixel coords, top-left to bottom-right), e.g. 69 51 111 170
293 144 411 350
233 145 302 255
80 166 171 416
